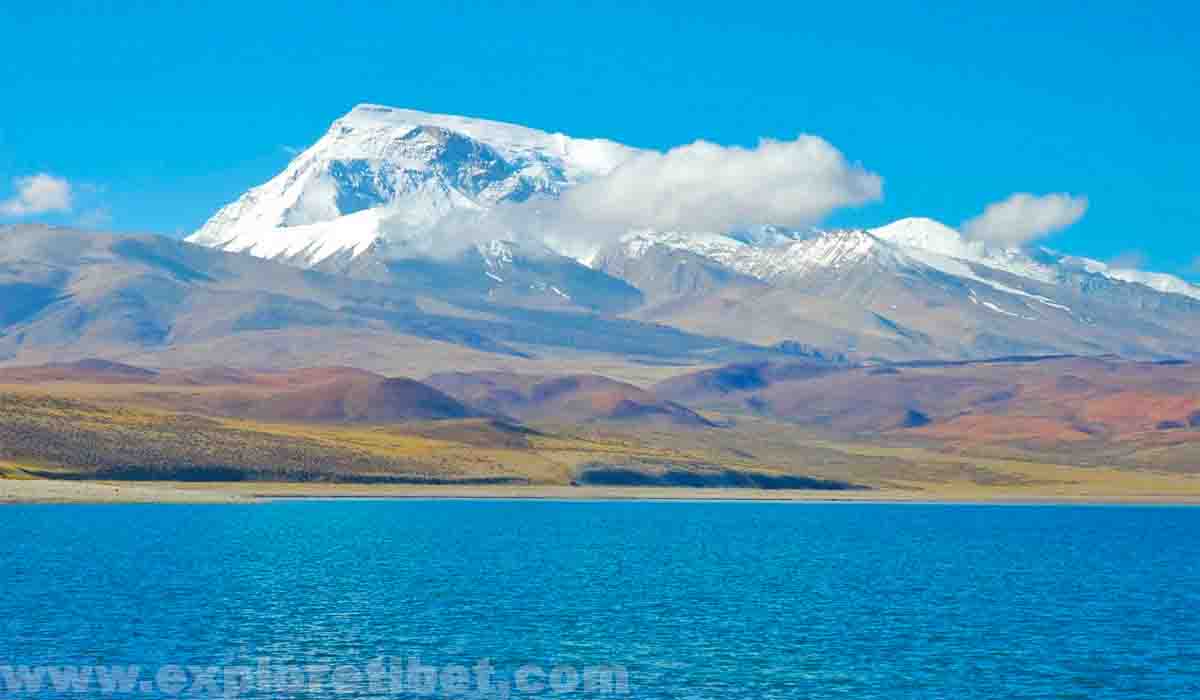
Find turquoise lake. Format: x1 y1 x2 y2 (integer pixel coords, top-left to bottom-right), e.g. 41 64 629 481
2 501 1199 698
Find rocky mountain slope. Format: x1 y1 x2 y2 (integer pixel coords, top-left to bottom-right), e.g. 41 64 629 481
599 222 1200 360
0 224 766 370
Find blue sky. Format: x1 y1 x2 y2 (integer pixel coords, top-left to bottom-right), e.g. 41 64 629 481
2 1 1196 278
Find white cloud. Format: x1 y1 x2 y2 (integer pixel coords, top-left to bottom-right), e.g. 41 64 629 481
0 173 74 216
556 136 882 237
962 192 1087 246
408 135 883 259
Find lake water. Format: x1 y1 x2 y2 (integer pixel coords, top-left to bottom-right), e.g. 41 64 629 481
2 501 1200 698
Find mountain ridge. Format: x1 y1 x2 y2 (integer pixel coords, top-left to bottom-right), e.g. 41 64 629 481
10 106 1200 365
186 104 1200 306
0 223 771 372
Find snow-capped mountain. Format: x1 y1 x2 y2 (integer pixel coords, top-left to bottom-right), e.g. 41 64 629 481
623 228 905 278
870 217 1200 301
614 218 1200 303
605 225 1078 322
598 219 1200 360
187 104 1200 361
190 104 1199 304
188 104 637 265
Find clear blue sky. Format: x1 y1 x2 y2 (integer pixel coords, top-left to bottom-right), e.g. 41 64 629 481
2 1 1197 278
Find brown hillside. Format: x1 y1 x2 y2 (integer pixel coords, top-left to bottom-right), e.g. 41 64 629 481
244 373 478 423
0 358 161 383
655 356 1200 442
427 371 715 427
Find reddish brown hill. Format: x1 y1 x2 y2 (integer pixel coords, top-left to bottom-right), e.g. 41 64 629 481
654 356 1200 441
0 361 478 424
243 372 478 423
427 371 715 427
0 360 360 388
654 359 838 404
159 367 261 386
0 358 160 383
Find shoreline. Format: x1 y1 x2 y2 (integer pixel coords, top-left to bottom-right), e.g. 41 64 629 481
4 479 1200 506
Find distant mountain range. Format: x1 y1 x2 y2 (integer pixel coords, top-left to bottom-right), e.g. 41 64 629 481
601 221 1200 359
181 104 1200 362
4 104 1200 367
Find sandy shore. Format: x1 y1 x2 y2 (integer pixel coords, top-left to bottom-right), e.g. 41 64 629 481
0 479 253 504
4 479 1200 505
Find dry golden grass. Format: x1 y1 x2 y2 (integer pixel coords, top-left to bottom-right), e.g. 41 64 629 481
4 379 1200 503
0 390 798 486
0 461 36 480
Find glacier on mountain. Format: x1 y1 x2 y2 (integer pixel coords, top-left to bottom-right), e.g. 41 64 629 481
188 104 637 265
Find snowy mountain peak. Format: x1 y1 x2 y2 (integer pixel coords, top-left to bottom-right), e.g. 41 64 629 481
187 104 639 266
870 217 980 260
337 105 635 176
871 216 1200 301
1075 257 1200 300
188 106 1200 305
620 227 912 284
